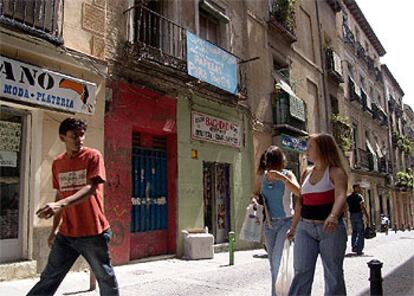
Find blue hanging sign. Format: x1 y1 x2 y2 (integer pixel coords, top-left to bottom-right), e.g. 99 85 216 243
281 134 307 153
186 32 238 94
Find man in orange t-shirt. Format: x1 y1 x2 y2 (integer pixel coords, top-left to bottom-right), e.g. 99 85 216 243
28 118 119 296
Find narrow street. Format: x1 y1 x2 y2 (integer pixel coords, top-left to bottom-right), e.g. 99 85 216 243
1 231 413 295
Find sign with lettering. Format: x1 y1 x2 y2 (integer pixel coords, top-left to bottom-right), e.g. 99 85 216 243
192 111 240 148
186 32 238 94
281 134 307 153
0 56 96 114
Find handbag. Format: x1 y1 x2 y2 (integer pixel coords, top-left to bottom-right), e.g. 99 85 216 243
275 239 294 296
239 204 264 242
364 225 376 239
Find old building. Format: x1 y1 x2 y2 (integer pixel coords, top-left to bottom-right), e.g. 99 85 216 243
0 0 107 279
104 0 254 263
339 0 392 228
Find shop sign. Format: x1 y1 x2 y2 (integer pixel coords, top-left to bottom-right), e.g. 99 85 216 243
289 95 306 122
186 32 238 95
0 56 96 115
192 111 240 148
281 134 307 153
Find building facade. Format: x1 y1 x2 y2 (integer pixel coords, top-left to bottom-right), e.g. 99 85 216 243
0 0 107 279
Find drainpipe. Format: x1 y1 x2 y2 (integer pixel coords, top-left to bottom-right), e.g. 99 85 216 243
315 0 331 132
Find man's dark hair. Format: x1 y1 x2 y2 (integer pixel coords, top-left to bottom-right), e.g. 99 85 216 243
353 184 360 190
59 118 87 135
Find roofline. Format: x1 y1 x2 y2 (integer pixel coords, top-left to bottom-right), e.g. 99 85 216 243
382 64 405 96
343 0 386 57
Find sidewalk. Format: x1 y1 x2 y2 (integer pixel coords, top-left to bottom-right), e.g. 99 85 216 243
1 231 413 295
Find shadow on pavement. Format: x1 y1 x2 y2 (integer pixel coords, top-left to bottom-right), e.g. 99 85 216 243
358 255 414 296
252 253 268 259
63 289 94 295
344 252 374 258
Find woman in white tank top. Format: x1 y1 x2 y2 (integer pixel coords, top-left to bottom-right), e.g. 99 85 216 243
288 134 349 296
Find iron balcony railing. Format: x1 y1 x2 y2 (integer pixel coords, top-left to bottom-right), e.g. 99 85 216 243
124 4 186 61
0 0 63 44
269 0 296 41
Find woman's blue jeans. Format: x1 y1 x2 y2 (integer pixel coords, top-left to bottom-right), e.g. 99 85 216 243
264 217 292 296
27 229 119 296
288 219 347 296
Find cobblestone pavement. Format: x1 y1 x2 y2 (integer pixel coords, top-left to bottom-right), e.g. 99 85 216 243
1 231 413 295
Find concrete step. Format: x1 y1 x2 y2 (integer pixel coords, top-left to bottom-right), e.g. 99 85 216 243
0 260 37 281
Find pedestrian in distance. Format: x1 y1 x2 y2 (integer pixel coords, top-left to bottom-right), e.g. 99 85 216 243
27 117 119 296
252 145 300 296
288 133 349 296
347 183 369 255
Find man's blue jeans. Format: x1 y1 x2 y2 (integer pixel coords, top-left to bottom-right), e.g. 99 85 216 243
350 212 365 253
288 219 347 296
264 217 291 296
27 229 119 296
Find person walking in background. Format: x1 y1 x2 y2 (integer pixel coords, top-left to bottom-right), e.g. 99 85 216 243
288 133 349 296
252 146 300 296
27 118 119 296
347 183 369 255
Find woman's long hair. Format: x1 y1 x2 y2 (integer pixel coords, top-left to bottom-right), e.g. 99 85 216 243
310 133 349 179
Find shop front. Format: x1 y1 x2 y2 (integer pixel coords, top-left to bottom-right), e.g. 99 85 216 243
0 52 104 278
176 95 253 256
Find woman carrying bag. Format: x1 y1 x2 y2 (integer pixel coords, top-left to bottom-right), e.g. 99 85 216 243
252 146 300 296
288 133 349 296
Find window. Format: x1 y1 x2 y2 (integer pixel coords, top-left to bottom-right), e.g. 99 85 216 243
298 7 315 62
199 11 220 45
199 1 229 47
330 95 339 114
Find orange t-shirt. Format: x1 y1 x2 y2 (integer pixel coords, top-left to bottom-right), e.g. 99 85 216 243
52 147 110 237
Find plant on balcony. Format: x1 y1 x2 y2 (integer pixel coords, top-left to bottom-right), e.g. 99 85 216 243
392 132 413 154
395 169 414 191
331 114 352 152
271 0 297 35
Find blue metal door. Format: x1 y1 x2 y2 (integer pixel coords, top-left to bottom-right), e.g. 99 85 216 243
131 145 168 232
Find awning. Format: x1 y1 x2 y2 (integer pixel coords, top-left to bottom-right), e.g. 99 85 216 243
272 71 306 122
366 140 376 156
200 0 230 23
375 141 383 158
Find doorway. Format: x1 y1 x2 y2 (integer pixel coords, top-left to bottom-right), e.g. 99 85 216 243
203 162 231 244
0 106 25 263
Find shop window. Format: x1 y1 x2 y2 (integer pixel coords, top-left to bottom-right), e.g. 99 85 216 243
0 107 24 262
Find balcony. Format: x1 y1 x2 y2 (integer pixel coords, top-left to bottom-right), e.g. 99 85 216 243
326 48 344 83
327 0 342 13
272 84 307 134
269 0 297 43
343 24 355 48
0 0 63 44
348 77 361 103
355 148 370 170
356 41 366 60
124 4 187 71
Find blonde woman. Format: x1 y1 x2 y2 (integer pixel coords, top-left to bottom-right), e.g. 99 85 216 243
288 134 349 296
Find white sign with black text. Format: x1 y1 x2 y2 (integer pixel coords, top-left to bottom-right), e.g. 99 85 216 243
0 55 97 115
192 111 240 148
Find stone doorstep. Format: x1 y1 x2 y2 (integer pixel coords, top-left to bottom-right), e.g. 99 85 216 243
214 243 229 253
0 260 37 281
